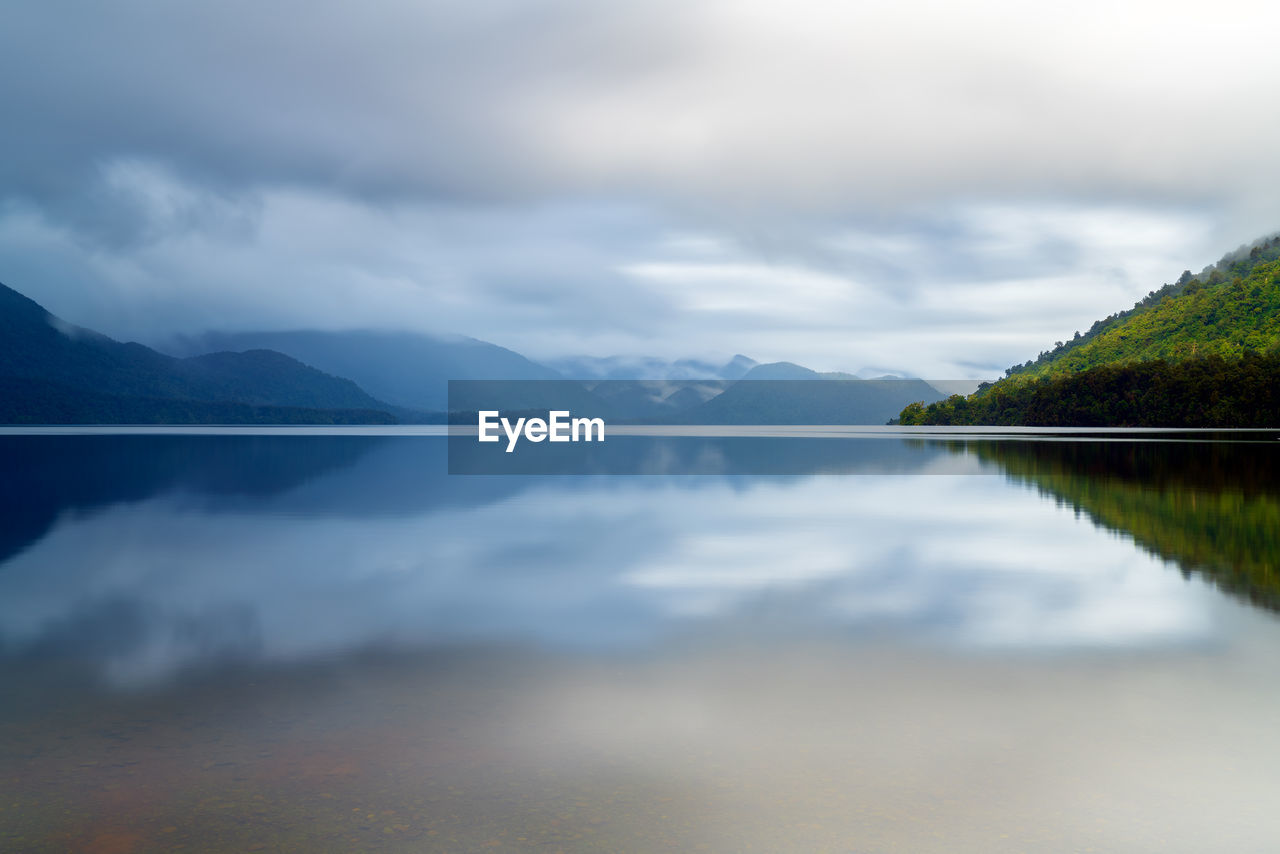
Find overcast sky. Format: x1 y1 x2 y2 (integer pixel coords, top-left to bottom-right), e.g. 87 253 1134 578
3 0 1279 378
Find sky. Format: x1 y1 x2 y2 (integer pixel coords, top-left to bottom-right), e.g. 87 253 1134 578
3 0 1280 379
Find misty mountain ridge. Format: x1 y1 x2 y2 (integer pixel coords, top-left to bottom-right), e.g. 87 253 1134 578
575 363 951 423
674 375 948 425
0 282 397 423
162 330 936 417
545 353 758 381
3 277 954 425
740 361 827 380
161 329 560 412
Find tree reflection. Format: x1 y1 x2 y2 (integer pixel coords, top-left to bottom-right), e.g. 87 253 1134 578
962 438 1280 614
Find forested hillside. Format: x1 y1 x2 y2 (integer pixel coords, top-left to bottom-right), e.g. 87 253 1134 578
900 234 1280 426
899 351 1280 426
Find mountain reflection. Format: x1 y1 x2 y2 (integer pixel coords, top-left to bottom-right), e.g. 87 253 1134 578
0 433 1235 687
0 435 374 564
964 438 1280 614
0 435 548 565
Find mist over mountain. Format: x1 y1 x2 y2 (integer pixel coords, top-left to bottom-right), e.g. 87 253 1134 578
739 362 825 381
530 358 948 423
162 330 561 412
546 354 758 381
3 277 963 426
0 282 396 424
682 376 948 425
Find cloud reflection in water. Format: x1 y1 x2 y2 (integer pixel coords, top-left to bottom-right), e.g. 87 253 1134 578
0 462 1217 685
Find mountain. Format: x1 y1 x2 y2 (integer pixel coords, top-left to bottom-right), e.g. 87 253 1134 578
739 361 820 381
900 235 1280 426
563 361 949 424
720 354 759 380
547 353 758 381
676 376 947 425
571 379 729 420
0 282 396 423
163 330 561 411
1005 234 1280 380
527 359 945 423
740 362 876 382
444 379 617 421
900 353 1280 427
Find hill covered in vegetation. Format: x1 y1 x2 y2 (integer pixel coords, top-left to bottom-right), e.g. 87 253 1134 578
901 235 1280 426
1009 236 1280 378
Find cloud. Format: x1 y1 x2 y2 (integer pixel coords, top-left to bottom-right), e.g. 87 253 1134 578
8 1 1280 217
0 1 1276 374
0 177 1222 377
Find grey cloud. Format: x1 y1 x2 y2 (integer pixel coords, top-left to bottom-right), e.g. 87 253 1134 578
1 0 697 240
0 185 1223 378
1 1 1277 376
7 1 1280 228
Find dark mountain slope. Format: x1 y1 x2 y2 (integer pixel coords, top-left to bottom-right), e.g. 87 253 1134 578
0 282 395 422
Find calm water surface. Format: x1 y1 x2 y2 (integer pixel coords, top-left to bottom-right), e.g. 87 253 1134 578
1 431 1279 852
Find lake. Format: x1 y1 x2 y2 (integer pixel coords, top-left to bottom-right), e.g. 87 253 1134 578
2 428 1279 852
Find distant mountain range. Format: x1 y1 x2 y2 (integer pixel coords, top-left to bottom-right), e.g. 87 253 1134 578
445 373 949 425
163 328 948 423
677 376 945 425
1 279 951 425
547 353 758 381
161 330 559 412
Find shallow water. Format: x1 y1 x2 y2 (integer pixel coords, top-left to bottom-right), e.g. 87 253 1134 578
1 431 1278 852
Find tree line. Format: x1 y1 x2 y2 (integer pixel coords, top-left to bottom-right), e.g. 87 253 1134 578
899 350 1280 427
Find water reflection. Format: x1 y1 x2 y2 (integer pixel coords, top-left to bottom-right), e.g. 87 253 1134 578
0 435 374 564
0 434 1241 686
963 438 1280 614
4 433 1280 853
